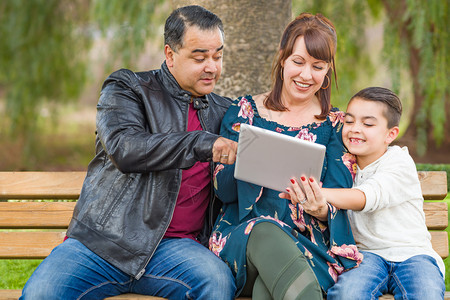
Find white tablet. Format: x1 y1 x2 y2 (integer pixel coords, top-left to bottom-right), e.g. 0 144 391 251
234 123 326 192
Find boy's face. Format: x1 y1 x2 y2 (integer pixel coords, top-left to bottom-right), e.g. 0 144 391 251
343 98 399 169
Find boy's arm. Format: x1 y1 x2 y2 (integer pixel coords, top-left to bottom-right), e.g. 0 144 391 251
322 188 366 211
281 178 366 212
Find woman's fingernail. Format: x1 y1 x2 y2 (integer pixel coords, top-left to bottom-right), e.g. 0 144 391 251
290 179 295 184
309 177 314 182
301 176 306 181
286 188 290 192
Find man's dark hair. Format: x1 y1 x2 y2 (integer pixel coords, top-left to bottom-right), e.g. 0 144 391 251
164 5 224 52
350 87 403 128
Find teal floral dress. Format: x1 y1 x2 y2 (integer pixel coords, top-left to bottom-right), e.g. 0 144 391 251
209 95 362 295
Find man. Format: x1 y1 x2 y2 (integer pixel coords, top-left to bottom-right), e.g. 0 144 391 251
21 5 237 300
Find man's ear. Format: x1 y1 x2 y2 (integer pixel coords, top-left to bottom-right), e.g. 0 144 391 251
165 45 175 68
386 126 400 144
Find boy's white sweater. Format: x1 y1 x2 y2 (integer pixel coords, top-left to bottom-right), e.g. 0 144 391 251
348 145 445 277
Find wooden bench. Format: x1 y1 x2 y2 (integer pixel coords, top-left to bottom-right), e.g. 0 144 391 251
0 171 448 300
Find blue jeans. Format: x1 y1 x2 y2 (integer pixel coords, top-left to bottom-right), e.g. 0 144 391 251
327 251 445 300
20 238 236 300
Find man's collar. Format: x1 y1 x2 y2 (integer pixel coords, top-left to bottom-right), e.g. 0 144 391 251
159 61 209 109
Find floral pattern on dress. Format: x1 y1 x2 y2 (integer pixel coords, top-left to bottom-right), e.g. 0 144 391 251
342 152 357 180
329 110 345 128
289 203 306 232
213 164 225 190
327 260 345 282
331 244 364 264
244 221 255 235
295 128 317 142
237 97 254 125
209 232 227 256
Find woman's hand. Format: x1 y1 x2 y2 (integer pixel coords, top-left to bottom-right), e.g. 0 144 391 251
279 176 328 221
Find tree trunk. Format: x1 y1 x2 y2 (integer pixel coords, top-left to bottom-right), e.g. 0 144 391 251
170 0 292 99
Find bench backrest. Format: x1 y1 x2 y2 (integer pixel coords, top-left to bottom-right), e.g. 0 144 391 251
0 171 448 259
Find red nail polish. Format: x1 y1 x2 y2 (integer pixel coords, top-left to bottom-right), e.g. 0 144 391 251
309 177 314 182
301 176 306 181
286 188 290 192
290 179 295 184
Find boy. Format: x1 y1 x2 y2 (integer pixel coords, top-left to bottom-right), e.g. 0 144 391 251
285 87 445 299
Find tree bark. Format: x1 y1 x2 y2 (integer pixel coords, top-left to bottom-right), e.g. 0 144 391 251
170 0 292 99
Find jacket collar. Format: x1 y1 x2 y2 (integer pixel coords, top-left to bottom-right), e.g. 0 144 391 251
159 62 209 109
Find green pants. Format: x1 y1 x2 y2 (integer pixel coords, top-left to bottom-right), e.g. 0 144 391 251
243 222 322 300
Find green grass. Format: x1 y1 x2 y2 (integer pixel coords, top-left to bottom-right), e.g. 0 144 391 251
0 259 41 289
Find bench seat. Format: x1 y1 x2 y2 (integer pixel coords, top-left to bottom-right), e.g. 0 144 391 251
0 171 448 300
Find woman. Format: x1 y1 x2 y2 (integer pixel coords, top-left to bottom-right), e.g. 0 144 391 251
209 13 362 299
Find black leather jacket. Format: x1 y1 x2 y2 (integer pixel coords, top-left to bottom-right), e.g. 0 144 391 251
67 62 231 279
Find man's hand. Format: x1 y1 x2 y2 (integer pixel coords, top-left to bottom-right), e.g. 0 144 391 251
212 137 238 164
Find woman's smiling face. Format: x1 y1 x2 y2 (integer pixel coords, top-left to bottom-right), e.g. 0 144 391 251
281 36 329 103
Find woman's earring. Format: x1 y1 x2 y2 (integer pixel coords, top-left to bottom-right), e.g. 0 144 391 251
321 74 331 89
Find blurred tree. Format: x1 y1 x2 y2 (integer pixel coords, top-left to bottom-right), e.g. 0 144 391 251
0 0 448 159
0 0 91 138
294 0 449 157
0 0 164 153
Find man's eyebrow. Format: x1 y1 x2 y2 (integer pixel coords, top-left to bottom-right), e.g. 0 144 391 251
192 45 224 54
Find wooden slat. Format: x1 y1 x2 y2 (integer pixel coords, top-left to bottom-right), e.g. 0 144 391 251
0 171 445 200
0 202 76 229
0 201 445 229
0 171 86 199
0 231 66 259
424 202 448 230
418 171 448 200
430 231 449 259
2 231 444 260
0 201 445 230
0 290 22 300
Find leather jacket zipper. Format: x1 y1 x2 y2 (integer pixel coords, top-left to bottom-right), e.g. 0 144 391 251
197 102 216 243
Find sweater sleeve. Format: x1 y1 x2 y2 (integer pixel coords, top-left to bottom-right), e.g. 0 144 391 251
355 146 423 213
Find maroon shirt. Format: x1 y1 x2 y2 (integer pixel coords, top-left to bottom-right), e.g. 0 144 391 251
163 102 211 241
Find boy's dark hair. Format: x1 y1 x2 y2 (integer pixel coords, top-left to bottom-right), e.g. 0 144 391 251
350 87 402 128
164 5 224 52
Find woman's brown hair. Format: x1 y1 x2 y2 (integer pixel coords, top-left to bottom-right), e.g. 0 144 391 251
264 13 337 120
